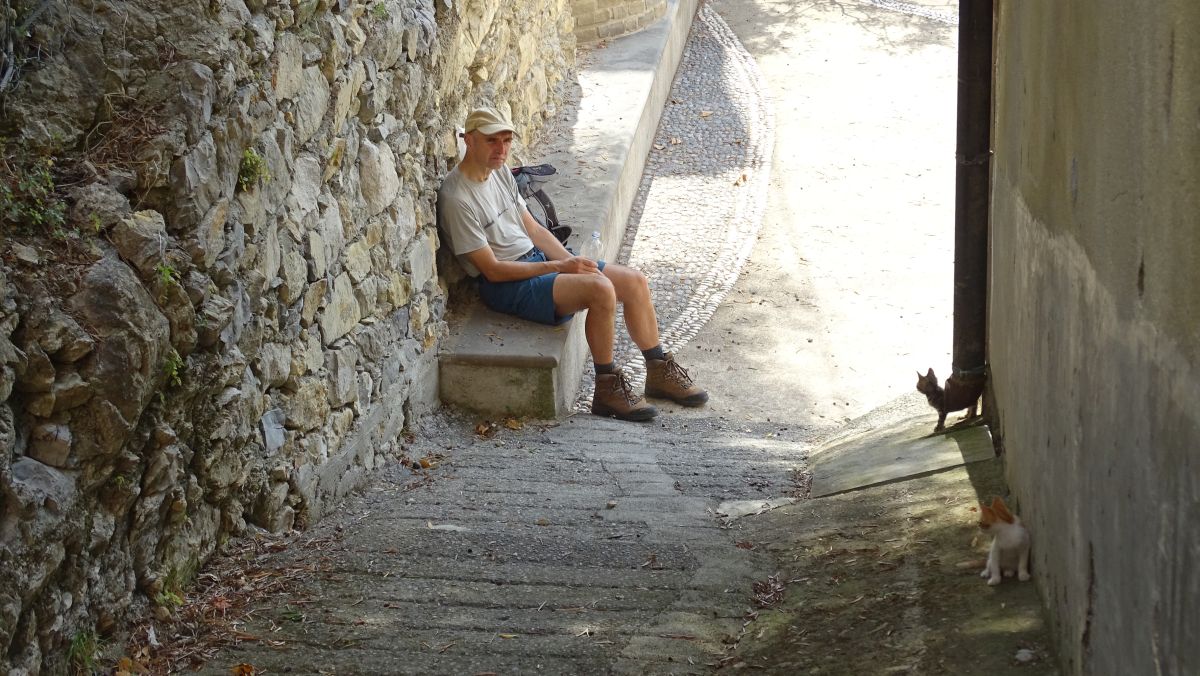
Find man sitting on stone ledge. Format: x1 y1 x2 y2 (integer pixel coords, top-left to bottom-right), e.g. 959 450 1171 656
437 107 707 421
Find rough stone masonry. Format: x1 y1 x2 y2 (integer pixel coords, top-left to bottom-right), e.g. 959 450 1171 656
0 0 575 672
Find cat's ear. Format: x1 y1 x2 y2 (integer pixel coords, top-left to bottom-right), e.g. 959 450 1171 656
926 368 936 379
993 497 1015 523
978 506 995 526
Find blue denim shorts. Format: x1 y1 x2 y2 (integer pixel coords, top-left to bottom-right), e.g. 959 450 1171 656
478 247 606 326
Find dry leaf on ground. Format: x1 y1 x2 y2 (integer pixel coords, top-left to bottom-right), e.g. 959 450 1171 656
752 574 786 608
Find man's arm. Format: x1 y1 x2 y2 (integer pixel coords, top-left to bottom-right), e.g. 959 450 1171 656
465 208 600 282
521 209 576 261
465 237 597 285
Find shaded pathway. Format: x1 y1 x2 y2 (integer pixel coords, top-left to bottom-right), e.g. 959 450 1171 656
193 414 802 674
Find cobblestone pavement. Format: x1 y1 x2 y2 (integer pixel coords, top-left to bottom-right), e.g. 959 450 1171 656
193 413 806 675
863 0 957 25
575 4 775 408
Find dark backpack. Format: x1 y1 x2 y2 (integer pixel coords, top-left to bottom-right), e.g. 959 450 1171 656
511 164 572 246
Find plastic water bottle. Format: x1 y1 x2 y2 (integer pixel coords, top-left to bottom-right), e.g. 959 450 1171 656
580 230 603 260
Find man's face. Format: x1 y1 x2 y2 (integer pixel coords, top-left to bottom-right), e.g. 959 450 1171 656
464 130 513 170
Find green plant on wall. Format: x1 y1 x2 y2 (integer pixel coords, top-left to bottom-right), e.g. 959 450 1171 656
0 150 67 237
155 262 178 288
238 147 270 191
162 349 184 388
67 629 102 675
154 561 198 610
371 2 389 20
154 588 184 608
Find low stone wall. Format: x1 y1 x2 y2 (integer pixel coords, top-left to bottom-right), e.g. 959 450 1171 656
572 0 667 43
0 0 574 672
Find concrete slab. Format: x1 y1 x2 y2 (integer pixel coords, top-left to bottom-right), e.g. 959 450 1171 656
439 304 585 417
809 414 994 497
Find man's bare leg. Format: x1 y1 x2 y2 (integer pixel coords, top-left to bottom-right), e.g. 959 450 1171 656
552 272 616 363
600 263 708 407
554 271 657 420
601 263 660 350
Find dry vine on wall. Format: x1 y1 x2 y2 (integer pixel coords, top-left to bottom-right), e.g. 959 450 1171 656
0 0 53 94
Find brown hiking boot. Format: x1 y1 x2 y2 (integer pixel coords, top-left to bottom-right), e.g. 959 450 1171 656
645 352 708 406
592 370 658 422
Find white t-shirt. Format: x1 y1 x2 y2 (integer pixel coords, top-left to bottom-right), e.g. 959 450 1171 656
438 165 532 278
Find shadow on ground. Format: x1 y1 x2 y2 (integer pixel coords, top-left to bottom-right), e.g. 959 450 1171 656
726 454 1059 674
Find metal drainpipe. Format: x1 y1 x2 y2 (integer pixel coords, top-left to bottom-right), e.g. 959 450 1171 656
952 0 993 382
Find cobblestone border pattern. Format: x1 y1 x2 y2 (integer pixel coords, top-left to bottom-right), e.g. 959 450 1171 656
577 2 776 409
863 0 958 25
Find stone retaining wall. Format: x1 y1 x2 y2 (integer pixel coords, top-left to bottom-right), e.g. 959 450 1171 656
0 0 573 672
571 0 666 43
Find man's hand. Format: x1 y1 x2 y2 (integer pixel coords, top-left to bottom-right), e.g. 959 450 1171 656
553 256 601 275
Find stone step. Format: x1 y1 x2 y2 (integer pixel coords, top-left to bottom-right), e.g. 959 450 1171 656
438 0 700 418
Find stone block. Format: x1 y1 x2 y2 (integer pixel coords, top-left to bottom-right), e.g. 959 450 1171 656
280 250 308 305
318 273 361 345
10 455 76 514
576 25 600 43
50 371 92 412
293 67 330 145
308 231 329 279
71 257 171 424
38 311 94 364
16 344 54 393
326 345 360 407
332 62 366 132
196 293 236 348
301 278 329 327
404 231 436 287
112 210 169 279
358 139 401 216
273 32 304 100
253 342 292 389
287 154 322 222
343 238 373 282
193 199 229 269
26 391 55 417
170 133 221 230
282 376 328 432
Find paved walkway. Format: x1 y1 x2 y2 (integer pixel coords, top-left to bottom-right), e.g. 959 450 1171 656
192 414 799 674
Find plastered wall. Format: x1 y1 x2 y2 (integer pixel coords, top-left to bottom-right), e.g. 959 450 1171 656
988 2 1199 673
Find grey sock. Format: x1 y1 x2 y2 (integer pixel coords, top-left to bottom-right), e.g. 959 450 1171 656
642 345 666 362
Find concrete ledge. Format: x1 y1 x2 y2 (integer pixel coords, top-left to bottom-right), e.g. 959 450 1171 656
439 304 589 418
438 0 699 418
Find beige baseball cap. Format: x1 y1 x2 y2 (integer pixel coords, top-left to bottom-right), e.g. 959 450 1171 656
464 107 518 136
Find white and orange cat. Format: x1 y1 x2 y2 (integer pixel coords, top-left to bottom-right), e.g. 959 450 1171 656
978 496 1031 586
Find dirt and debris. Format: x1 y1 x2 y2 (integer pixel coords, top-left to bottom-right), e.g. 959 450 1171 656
725 458 1058 675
